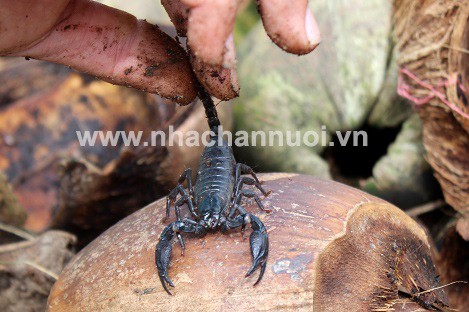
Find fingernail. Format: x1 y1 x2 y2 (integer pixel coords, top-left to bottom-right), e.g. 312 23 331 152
223 33 236 69
305 8 321 48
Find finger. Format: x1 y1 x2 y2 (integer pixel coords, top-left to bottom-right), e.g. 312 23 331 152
257 0 320 55
191 33 239 100
182 0 238 66
161 0 189 37
182 0 240 100
6 0 197 104
162 0 240 99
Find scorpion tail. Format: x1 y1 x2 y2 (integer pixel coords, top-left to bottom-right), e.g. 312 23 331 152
245 215 269 286
155 224 176 295
196 81 220 135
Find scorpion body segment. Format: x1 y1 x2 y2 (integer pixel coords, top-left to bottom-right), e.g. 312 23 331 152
155 84 270 295
194 141 236 229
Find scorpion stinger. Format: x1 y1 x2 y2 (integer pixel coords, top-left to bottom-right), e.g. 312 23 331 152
155 82 271 295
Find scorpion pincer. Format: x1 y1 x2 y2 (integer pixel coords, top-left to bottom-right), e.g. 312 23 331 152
155 85 271 295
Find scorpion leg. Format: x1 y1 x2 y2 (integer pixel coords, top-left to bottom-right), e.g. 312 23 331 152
155 220 204 295
234 189 272 213
177 168 195 199
166 184 197 221
228 177 272 218
235 176 270 198
221 213 269 286
234 164 270 196
174 196 193 255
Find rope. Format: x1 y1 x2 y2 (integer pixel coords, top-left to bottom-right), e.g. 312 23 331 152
397 67 469 119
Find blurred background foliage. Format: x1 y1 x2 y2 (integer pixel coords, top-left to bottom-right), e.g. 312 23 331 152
232 0 440 209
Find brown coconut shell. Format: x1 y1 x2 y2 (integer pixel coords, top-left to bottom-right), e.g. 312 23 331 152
393 0 469 239
47 174 449 311
0 230 76 312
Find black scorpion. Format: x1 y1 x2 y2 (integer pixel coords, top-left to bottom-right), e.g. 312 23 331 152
155 85 270 295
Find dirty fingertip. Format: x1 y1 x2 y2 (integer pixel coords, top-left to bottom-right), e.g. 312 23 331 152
191 55 239 101
258 0 319 55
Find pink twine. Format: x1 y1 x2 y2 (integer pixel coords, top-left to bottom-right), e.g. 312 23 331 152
397 67 469 119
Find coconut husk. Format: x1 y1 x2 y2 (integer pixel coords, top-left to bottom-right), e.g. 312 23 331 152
0 230 76 312
436 226 469 310
393 0 469 239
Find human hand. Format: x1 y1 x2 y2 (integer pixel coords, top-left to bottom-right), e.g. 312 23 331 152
161 0 320 100
162 0 321 100
0 0 320 104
